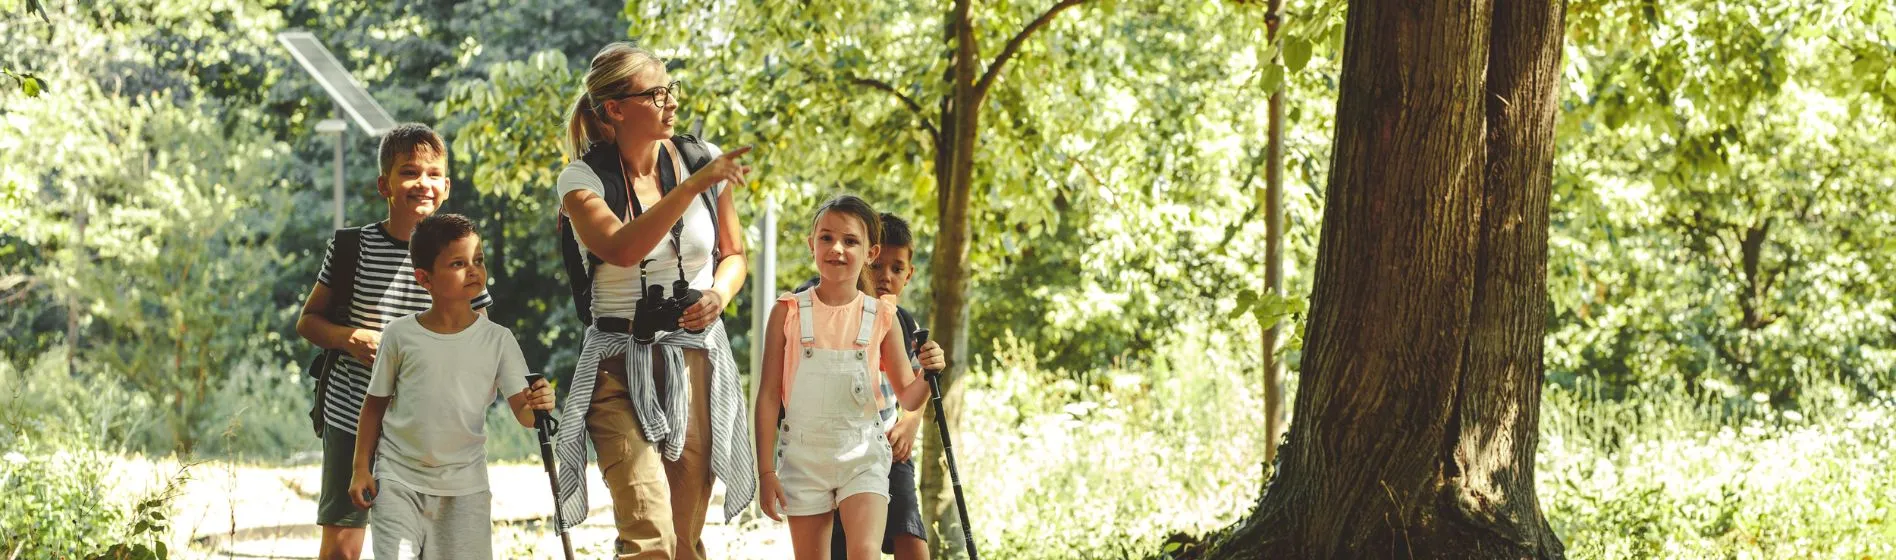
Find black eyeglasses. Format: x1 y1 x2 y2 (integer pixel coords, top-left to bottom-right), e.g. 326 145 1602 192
611 80 682 108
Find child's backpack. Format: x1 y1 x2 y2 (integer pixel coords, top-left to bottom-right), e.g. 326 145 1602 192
557 136 720 327
305 226 362 437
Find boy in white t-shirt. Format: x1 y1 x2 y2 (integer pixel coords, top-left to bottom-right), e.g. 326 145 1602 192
348 213 555 559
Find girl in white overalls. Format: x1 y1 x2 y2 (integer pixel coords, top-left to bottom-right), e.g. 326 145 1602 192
756 195 943 560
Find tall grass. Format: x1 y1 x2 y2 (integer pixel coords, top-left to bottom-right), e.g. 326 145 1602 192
945 331 1896 559
9 327 1896 558
955 329 1267 559
1542 384 1896 558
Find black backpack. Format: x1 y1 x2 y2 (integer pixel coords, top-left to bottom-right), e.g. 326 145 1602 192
305 226 363 437
558 136 719 327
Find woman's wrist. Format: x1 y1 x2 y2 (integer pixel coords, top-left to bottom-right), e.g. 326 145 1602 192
682 173 714 196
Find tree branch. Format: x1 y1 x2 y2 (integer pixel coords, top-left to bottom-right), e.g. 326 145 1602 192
974 0 1096 100
850 75 941 141
794 62 940 141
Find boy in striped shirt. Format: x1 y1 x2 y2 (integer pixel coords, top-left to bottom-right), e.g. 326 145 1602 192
294 123 493 560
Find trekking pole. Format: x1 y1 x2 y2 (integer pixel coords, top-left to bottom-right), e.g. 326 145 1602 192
913 329 979 560
526 373 577 560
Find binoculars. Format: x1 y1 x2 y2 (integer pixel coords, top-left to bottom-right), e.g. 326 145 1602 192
632 278 704 344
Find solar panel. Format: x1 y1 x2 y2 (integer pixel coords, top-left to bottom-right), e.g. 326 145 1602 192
277 31 396 136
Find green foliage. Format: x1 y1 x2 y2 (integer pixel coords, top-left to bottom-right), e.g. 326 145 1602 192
0 420 185 560
0 437 128 557
437 0 1346 376
84 468 185 560
2 69 44 97
1 349 160 454
1549 0 1896 399
1 1 306 455
1230 288 1305 353
1541 385 1896 558
594 2 1265 370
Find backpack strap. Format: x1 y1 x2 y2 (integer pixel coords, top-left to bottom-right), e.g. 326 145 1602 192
558 139 719 327
307 226 362 437
579 141 634 249
555 214 597 326
326 226 364 325
895 307 921 361
559 142 637 327
665 135 720 264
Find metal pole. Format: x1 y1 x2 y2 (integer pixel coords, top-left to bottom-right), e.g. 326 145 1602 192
746 198 777 520
750 201 777 393
333 108 345 231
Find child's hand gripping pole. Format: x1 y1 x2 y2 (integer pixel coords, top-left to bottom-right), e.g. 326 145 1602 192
911 329 980 560
525 373 577 560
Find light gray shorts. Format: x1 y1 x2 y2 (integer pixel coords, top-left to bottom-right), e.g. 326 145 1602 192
370 478 493 560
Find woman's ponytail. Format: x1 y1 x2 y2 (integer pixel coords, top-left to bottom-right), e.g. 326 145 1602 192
565 93 604 162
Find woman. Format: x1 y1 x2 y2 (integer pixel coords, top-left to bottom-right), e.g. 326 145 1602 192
550 42 754 559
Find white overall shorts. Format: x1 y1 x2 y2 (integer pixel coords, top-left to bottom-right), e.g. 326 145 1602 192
776 291 893 516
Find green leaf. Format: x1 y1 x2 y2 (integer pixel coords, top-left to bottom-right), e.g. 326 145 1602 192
1231 289 1259 320
1284 37 1313 73
1261 63 1285 94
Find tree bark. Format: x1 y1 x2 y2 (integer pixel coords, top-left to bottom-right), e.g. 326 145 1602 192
1211 0 1568 558
920 1 981 556
1262 0 1289 475
918 1 1094 556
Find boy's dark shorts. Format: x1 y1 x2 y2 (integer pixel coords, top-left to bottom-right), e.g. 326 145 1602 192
316 425 370 528
832 458 928 556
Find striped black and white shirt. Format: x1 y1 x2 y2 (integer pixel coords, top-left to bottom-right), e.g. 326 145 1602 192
316 222 493 434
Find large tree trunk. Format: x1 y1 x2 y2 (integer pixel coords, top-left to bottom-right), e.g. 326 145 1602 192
1212 0 1567 558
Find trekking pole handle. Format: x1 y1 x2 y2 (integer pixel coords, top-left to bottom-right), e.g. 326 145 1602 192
913 328 941 379
525 373 554 425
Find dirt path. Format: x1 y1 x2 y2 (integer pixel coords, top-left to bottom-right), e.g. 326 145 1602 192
111 457 793 559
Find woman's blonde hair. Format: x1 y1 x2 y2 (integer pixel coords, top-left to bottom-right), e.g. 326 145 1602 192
565 42 666 161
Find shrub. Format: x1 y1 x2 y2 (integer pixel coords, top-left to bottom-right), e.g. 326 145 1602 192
0 436 130 558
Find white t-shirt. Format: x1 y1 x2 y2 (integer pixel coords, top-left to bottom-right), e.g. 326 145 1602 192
556 142 723 320
367 314 530 496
